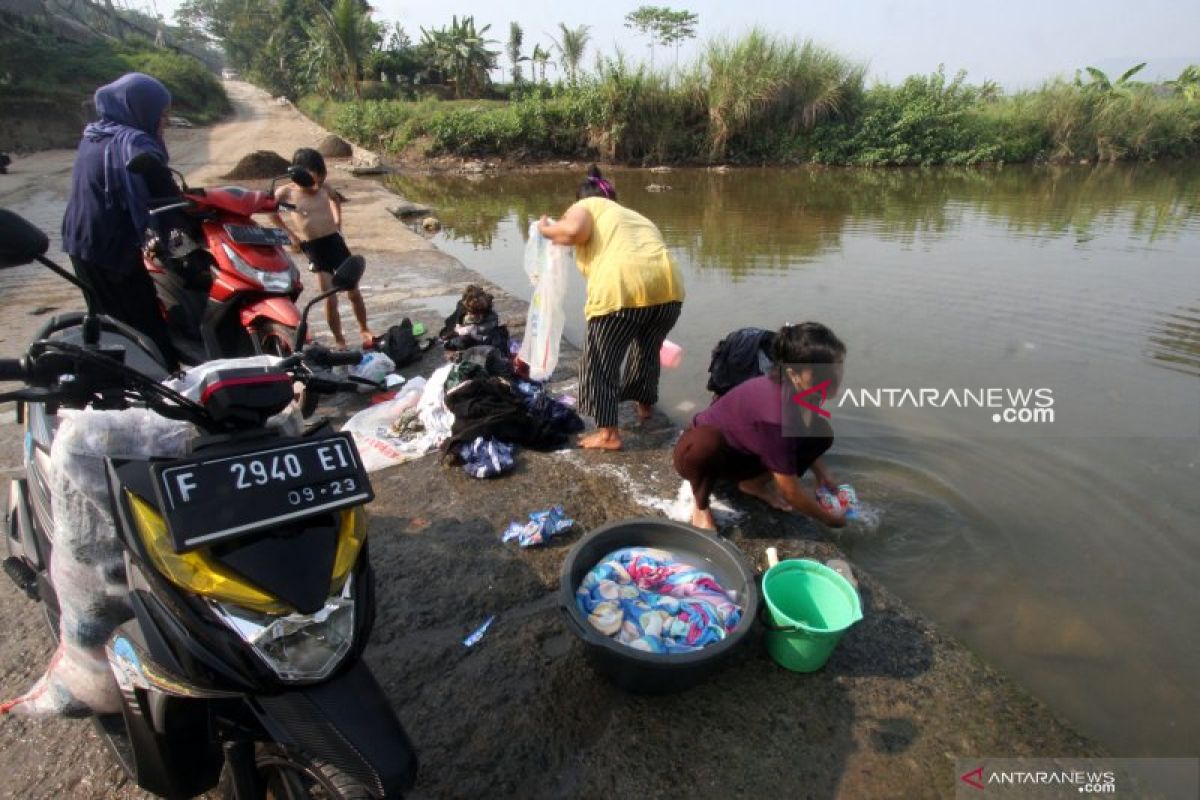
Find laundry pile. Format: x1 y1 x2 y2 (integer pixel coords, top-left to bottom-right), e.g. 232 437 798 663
441 345 582 463
576 547 744 653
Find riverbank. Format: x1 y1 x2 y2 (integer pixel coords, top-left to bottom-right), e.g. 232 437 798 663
0 80 1105 798
297 63 1200 168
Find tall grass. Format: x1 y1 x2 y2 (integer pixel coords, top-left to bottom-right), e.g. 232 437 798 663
300 32 1199 166
702 29 865 161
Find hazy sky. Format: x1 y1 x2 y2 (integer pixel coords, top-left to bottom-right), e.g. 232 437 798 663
155 0 1199 88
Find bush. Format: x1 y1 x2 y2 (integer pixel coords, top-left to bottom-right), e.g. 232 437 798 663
0 29 229 124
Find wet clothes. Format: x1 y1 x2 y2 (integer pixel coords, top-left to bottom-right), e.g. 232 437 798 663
571 197 685 320
575 547 743 653
299 231 352 274
675 375 833 510
579 300 681 428
706 327 776 397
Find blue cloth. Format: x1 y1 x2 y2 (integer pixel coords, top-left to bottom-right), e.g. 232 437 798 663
502 506 573 547
62 73 172 265
458 436 516 478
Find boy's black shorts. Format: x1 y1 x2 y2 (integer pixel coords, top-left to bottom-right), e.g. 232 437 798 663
300 231 352 274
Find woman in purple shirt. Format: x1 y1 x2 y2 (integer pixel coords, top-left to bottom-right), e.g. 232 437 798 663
673 322 848 531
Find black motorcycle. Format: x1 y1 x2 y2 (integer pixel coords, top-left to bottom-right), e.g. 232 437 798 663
0 209 417 798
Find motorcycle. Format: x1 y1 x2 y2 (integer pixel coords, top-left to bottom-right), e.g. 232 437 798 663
128 152 314 367
0 208 418 798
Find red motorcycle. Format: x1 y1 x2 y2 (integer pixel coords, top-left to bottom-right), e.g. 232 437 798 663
128 153 311 366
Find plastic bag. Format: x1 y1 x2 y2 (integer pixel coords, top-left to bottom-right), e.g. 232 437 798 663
4 409 193 717
350 351 395 391
342 377 431 472
517 222 571 381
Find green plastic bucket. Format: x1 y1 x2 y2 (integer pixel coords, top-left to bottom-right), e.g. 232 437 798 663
761 559 863 672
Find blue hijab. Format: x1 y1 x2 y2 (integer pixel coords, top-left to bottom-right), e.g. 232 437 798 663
82 73 171 238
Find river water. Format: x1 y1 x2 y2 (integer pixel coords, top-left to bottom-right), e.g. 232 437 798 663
385 164 1199 756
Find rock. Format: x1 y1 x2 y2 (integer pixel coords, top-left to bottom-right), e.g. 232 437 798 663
168 116 193 128
317 135 353 158
222 150 291 180
421 216 441 232
460 160 487 174
709 165 731 173
649 165 672 173
388 202 434 218
273 96 291 106
352 152 381 169
349 165 390 176
645 184 672 192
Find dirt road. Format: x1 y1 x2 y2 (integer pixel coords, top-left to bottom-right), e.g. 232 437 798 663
0 81 1102 799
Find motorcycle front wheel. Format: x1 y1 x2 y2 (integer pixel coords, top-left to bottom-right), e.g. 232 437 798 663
253 321 319 418
232 743 375 800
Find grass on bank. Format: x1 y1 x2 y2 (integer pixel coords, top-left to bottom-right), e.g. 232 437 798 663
300 29 1200 166
0 27 230 124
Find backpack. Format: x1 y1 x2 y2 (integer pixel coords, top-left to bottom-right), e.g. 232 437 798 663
706 327 776 396
375 318 427 368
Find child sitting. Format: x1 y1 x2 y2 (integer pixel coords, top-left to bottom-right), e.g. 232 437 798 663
270 147 373 349
439 284 509 352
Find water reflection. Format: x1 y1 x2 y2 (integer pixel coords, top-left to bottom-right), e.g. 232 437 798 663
386 163 1200 275
1146 302 1200 376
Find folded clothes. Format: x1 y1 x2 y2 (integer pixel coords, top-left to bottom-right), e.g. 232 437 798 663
576 547 743 654
458 436 516 479
502 505 573 547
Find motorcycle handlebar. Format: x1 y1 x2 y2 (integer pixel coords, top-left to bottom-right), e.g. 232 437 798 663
0 358 26 381
279 344 363 371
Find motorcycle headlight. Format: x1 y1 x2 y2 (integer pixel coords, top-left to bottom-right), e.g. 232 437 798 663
221 243 295 293
212 578 355 682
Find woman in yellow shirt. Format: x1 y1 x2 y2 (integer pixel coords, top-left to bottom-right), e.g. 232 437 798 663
538 166 685 450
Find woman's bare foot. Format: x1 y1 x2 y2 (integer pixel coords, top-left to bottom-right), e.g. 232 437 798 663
635 402 655 421
360 330 375 349
333 337 348 349
691 506 717 530
737 478 792 511
579 429 622 450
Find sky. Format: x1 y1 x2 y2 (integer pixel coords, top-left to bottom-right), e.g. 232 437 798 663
151 0 1200 88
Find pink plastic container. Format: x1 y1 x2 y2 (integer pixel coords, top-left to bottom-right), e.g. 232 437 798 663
659 338 684 369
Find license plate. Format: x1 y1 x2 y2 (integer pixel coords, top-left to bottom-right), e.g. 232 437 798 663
151 433 373 552
225 224 292 247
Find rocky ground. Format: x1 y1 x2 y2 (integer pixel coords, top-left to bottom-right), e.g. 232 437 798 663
0 81 1102 799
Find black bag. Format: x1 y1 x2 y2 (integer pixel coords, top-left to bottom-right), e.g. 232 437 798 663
706 327 776 396
376 318 425 368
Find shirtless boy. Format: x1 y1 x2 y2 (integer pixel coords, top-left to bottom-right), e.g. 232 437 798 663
271 148 373 348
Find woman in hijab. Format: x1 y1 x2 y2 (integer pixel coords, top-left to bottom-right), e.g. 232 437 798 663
62 72 179 369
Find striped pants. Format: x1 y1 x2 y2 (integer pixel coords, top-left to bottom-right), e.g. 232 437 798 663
579 301 682 428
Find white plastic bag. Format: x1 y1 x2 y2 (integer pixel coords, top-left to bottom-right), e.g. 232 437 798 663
350 351 395 391
518 222 571 381
342 377 436 472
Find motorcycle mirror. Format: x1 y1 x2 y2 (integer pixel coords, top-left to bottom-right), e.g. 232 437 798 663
288 166 315 188
0 208 49 268
332 255 365 291
125 152 163 174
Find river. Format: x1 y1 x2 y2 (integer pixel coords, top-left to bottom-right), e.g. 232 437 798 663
384 163 1199 757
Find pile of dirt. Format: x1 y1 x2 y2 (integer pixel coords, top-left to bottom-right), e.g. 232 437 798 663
222 150 290 180
317 134 353 158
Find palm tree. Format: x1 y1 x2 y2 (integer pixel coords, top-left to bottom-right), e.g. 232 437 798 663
307 0 380 97
1167 64 1200 102
551 23 590 84
531 43 554 84
506 21 528 84
420 16 499 98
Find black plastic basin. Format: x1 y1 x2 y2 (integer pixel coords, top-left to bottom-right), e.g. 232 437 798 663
559 518 759 693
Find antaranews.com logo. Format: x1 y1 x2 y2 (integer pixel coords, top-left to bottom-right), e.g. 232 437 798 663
953 758 1199 799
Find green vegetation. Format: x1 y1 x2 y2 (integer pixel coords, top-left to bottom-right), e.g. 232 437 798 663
0 21 229 123
175 0 1200 166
